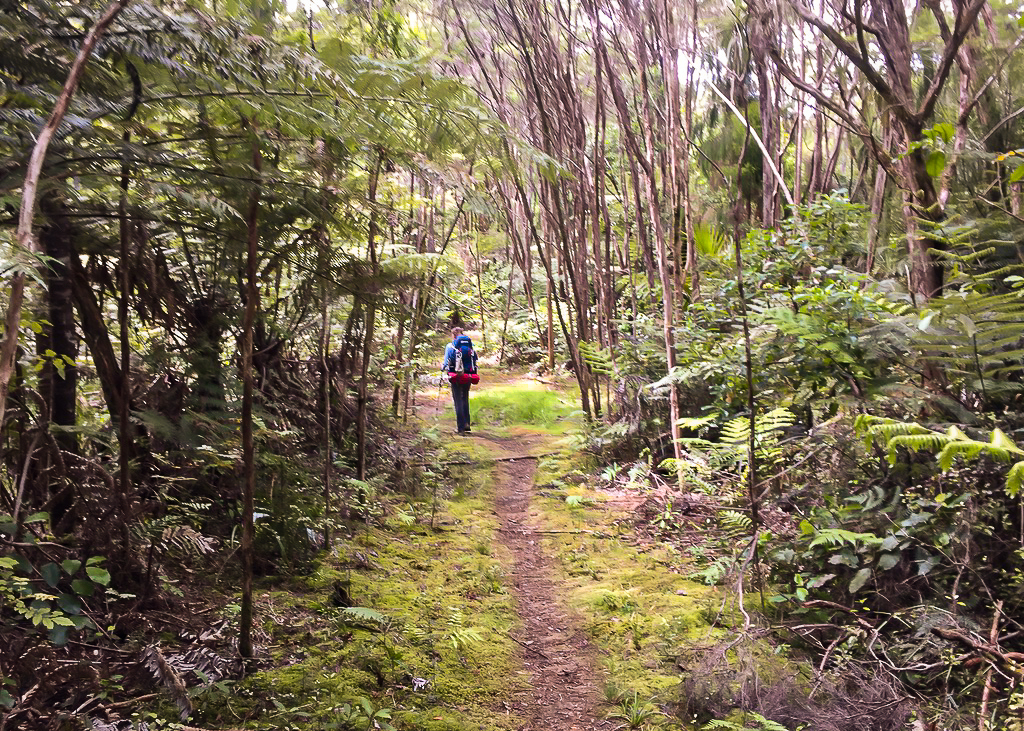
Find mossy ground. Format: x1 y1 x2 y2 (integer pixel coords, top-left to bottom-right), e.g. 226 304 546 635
527 458 718 716
183 426 525 730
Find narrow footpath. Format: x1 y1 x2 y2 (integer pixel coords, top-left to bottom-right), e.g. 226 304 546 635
481 434 612 731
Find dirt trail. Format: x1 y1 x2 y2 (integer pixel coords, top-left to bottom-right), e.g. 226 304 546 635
481 435 612 731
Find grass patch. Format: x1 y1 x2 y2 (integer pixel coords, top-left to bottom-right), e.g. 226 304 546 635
469 383 575 428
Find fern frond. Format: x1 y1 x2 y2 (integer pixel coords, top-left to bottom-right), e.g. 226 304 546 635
338 606 387 631
579 341 614 376
857 415 1024 495
886 433 952 463
808 528 883 549
161 525 217 556
1008 462 1024 496
719 509 753 539
141 645 193 720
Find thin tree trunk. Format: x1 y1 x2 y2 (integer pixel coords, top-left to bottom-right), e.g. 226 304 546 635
239 132 263 661
681 0 699 299
356 156 382 480
116 128 133 564
0 0 130 435
320 253 332 550
473 215 487 348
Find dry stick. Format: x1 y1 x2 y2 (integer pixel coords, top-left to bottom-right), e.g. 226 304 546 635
0 0 131 431
979 600 1004 731
502 629 552 660
12 432 41 532
435 451 557 466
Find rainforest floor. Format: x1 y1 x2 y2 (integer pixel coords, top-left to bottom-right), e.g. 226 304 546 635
45 372 740 731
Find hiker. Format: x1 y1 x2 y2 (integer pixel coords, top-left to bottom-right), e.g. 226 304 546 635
442 327 479 435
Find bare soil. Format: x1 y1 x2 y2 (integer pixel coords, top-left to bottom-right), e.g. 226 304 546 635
481 434 612 731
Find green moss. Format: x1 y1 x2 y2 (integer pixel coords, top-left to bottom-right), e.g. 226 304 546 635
204 429 526 730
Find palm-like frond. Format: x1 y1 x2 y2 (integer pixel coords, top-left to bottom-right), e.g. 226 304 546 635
856 415 1024 496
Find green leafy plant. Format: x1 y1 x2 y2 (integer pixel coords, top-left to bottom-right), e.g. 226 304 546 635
701 712 792 731
327 696 396 731
606 691 667 730
856 414 1024 495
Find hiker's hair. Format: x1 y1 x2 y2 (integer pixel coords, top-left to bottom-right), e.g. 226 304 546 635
451 327 464 337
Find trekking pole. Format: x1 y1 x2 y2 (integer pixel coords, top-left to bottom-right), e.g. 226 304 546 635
434 375 444 416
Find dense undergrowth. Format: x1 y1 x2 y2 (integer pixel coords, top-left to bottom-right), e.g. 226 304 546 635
1 387 530 730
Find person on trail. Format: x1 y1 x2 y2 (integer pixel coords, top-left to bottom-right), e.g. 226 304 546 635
442 327 479 435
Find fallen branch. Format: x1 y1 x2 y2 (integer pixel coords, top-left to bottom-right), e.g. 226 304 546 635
502 630 551 660
497 527 610 536
933 626 1024 669
107 693 159 709
436 452 558 466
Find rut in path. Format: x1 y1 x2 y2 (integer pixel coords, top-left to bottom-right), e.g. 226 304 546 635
490 448 612 731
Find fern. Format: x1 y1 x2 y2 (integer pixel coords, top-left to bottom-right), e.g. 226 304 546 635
579 340 614 376
141 645 193 720
808 528 884 549
720 408 796 447
702 713 789 731
856 416 1024 496
719 509 753 539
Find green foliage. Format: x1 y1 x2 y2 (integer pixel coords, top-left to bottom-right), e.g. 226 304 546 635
0 522 106 645
856 414 1024 495
606 691 667 730
326 696 396 731
579 341 614 376
702 712 792 731
672 408 796 497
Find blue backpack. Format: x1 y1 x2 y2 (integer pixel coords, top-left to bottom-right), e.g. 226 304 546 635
453 335 477 375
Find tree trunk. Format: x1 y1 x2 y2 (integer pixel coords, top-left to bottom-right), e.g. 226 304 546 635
0 0 130 434
239 134 262 661
356 155 382 480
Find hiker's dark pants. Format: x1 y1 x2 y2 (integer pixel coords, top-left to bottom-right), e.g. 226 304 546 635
451 380 471 432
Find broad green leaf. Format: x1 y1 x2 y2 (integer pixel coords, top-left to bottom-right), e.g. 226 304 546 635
41 563 60 588
1009 165 1024 184
1007 461 1024 497
49 625 72 646
849 568 872 593
877 552 901 571
72 579 94 596
57 593 81 615
85 566 110 586
61 559 81 575
881 534 901 551
917 554 941 576
806 573 835 588
828 551 858 568
901 512 932 528
933 123 954 144
926 150 946 177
